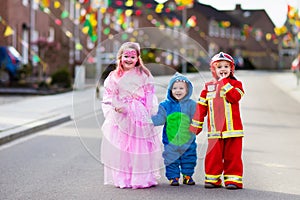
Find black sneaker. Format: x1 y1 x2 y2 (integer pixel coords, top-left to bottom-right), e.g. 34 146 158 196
225 184 241 190
183 175 195 185
169 178 179 186
204 183 222 189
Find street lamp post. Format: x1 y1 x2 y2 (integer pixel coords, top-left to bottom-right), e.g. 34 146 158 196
29 0 36 68
91 0 108 80
96 8 103 79
182 7 187 74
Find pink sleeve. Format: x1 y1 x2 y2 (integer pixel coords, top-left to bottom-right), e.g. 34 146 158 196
102 73 117 117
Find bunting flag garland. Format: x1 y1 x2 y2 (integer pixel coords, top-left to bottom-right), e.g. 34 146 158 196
135 9 142 16
135 1 142 7
81 26 89 34
32 54 41 63
83 18 94 36
55 19 62 26
1 0 289 58
115 9 125 25
75 42 83 50
40 0 50 8
265 33 272 41
54 1 61 9
282 32 295 48
4 25 14 37
186 15 197 28
104 14 110 25
0 0 292 75
125 9 133 17
155 4 164 13
288 4 298 19
172 17 181 27
161 17 181 28
274 26 288 36
175 0 194 8
103 27 110 35
163 17 175 27
61 10 69 19
219 21 231 28
125 0 134 7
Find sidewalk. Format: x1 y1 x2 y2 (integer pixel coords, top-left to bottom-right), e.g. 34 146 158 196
0 71 299 146
270 71 300 104
0 83 97 145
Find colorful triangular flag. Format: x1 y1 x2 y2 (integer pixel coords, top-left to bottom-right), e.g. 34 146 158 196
4 26 14 37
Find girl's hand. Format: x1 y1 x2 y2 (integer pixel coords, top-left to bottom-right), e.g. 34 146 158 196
114 107 122 113
114 107 126 114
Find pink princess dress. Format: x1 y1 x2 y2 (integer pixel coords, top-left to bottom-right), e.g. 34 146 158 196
101 67 162 189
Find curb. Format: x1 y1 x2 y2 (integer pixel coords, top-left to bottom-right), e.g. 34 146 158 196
0 87 73 95
0 114 72 145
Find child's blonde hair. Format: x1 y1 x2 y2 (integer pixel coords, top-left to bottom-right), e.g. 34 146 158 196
115 42 151 77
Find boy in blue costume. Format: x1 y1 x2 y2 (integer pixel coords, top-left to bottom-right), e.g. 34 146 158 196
152 73 197 186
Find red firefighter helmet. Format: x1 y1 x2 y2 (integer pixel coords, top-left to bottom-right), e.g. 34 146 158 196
210 52 235 79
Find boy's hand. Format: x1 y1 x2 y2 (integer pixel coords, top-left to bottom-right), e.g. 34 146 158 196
218 73 227 81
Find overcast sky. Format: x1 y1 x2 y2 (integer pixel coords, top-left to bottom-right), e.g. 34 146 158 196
198 0 300 27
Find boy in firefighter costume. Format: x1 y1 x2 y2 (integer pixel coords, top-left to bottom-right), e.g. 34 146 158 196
152 73 197 186
190 52 244 189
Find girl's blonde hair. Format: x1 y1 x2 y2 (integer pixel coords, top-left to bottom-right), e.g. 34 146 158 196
115 42 151 77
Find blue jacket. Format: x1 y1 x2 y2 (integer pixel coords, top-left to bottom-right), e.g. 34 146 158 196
152 73 196 146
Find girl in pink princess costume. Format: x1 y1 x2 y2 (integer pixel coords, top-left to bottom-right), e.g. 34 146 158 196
101 42 162 189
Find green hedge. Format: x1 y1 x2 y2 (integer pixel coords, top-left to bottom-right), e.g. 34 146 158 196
51 68 72 88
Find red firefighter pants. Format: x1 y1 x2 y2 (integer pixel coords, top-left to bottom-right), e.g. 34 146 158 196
205 137 243 188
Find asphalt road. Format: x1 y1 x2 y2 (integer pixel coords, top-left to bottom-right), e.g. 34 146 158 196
0 71 300 200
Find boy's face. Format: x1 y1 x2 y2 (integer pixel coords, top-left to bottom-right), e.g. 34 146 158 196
171 81 188 101
215 60 231 79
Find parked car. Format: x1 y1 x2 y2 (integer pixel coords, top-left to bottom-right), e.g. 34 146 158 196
234 56 255 70
0 46 23 85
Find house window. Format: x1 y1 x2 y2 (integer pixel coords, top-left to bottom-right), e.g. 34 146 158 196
22 25 29 64
133 18 139 29
225 28 231 38
48 27 54 42
232 27 241 40
208 20 219 37
220 27 225 38
113 41 120 53
255 28 263 41
208 42 219 57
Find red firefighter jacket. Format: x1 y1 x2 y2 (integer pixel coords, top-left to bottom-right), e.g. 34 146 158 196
190 77 244 139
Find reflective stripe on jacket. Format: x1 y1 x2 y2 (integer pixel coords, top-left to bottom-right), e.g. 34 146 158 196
190 77 244 139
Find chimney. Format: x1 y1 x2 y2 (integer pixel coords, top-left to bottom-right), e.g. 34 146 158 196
235 4 242 10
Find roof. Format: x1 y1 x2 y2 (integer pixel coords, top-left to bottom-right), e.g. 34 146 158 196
193 3 241 27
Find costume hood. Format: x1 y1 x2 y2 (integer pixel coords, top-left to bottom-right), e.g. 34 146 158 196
167 72 193 102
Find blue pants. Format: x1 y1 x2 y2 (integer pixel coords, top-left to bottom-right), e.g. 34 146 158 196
163 139 197 180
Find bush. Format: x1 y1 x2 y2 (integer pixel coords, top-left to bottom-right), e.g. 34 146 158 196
51 68 72 88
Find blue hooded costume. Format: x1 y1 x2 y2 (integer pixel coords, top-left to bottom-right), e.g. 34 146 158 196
152 73 197 180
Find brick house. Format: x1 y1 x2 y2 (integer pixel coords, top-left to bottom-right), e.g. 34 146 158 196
0 0 285 81
0 0 78 79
